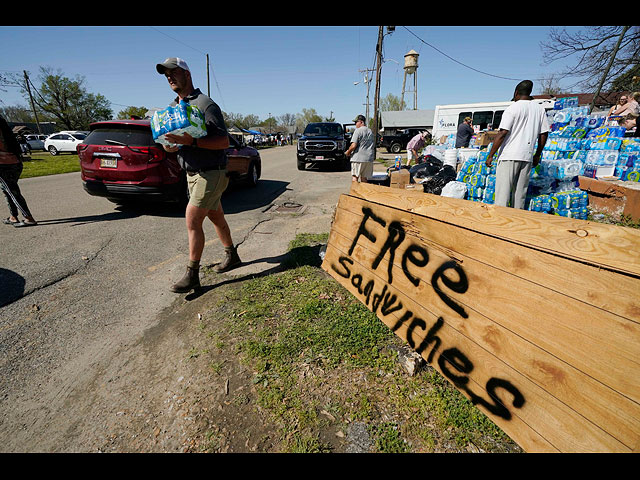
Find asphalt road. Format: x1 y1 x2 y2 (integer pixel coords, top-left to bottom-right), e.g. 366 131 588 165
0 145 358 451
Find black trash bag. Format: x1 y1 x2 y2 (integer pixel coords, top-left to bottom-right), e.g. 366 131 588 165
409 155 443 180
419 165 457 195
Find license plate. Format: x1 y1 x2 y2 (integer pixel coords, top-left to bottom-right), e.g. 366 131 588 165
315 156 325 160
100 157 117 168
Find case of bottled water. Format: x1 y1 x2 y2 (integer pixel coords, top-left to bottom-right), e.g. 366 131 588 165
151 100 207 146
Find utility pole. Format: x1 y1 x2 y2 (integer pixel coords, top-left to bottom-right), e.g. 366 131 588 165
372 27 395 143
372 26 384 147
589 26 629 114
206 54 211 97
23 71 41 134
358 68 374 124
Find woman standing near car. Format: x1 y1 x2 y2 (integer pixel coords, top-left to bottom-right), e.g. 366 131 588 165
0 115 37 227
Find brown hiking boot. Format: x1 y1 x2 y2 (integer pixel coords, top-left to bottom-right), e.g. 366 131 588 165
214 246 241 273
170 266 201 293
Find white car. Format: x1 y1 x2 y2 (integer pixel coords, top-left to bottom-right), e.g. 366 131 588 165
25 134 48 151
44 131 88 155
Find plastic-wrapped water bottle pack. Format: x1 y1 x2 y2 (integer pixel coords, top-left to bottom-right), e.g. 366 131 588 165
151 100 208 147
447 97 638 219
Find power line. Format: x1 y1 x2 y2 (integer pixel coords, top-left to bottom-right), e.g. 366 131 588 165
149 27 206 55
402 26 536 82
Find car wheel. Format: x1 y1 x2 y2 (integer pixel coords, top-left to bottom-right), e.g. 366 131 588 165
48 145 58 155
246 161 259 187
297 159 306 170
390 143 401 154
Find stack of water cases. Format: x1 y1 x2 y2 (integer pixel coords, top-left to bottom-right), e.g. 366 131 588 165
452 97 640 219
531 96 640 218
455 152 497 204
151 100 208 147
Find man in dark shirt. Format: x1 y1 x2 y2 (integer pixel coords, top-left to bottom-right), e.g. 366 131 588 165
156 57 241 293
455 117 474 148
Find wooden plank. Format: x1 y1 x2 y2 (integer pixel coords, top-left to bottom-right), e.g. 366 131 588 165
349 182 640 277
327 208 640 450
323 240 630 452
333 198 640 397
321 187 640 453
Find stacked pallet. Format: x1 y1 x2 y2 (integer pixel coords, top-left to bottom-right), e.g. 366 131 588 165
321 182 640 453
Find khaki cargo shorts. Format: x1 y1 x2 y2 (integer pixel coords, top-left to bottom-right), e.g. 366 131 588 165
187 169 229 211
351 161 374 180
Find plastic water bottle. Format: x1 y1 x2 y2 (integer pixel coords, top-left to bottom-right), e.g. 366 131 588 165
395 156 401 170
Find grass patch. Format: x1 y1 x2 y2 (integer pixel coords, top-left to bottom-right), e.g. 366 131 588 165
196 233 521 453
20 152 81 178
588 210 640 229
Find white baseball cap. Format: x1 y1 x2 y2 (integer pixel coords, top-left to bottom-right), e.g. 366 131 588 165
156 57 190 74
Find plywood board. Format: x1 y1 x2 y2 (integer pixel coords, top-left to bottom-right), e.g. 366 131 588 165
321 182 640 453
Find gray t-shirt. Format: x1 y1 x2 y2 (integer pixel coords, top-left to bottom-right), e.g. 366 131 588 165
349 126 375 163
169 88 228 172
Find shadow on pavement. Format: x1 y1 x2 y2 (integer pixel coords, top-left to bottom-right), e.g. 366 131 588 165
0 268 26 308
183 244 324 302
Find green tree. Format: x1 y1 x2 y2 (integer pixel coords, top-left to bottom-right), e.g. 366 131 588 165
380 93 405 111
223 112 261 130
117 106 148 119
295 108 323 131
30 66 112 130
611 64 640 92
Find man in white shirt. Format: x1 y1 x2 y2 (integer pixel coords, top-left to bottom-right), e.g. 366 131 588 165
486 80 549 209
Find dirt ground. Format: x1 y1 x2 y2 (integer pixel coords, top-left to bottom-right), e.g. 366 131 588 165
26 271 356 453
59 283 283 453
1 251 520 454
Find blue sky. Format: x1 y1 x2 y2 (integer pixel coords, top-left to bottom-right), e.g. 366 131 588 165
0 25 582 125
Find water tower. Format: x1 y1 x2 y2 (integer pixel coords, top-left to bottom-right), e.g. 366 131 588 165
401 50 419 110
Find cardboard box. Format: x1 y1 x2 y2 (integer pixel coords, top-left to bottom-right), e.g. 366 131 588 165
390 169 410 189
476 130 500 147
578 176 640 221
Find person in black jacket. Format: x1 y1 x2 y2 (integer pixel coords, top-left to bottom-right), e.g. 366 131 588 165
0 115 37 227
455 117 474 148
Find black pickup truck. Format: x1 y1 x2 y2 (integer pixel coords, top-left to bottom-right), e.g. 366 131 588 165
379 128 424 154
296 122 350 170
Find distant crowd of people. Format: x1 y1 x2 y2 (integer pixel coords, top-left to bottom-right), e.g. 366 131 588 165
247 133 292 148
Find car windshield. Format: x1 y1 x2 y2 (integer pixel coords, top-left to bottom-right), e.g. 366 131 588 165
84 126 155 146
303 123 343 136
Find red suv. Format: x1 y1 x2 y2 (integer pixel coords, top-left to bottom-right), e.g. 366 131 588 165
78 119 261 204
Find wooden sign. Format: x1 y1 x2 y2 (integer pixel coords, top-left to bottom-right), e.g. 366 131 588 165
321 182 640 453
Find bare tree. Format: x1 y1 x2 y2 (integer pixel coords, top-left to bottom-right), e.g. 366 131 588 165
277 113 297 127
540 26 640 92
537 74 567 96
